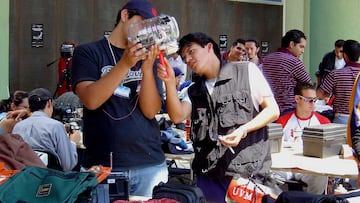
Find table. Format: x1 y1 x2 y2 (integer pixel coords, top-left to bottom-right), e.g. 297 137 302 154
271 148 359 179
166 146 358 181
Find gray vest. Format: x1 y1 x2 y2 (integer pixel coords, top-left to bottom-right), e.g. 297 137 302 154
188 62 271 178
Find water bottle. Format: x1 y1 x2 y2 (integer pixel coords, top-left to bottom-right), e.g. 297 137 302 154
128 14 179 56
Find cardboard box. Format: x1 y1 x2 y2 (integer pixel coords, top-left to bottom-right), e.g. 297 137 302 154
302 135 346 158
302 123 347 158
303 123 346 138
267 123 283 153
269 133 283 153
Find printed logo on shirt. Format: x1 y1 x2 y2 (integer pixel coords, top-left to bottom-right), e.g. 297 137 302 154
101 65 113 77
101 65 143 84
123 70 142 84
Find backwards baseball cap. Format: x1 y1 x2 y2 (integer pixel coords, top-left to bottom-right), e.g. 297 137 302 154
28 88 52 103
173 67 184 77
122 0 157 19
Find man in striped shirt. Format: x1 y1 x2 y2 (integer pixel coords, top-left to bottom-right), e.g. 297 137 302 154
262 29 312 115
317 39 360 124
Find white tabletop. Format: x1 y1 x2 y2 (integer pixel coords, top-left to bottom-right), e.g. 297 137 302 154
271 147 358 179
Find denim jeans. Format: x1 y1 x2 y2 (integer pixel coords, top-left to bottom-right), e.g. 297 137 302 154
332 115 349 124
128 161 168 197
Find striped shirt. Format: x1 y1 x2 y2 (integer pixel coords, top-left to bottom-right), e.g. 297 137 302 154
319 61 360 114
262 48 312 114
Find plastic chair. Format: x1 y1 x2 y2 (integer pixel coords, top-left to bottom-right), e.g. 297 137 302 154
34 150 63 171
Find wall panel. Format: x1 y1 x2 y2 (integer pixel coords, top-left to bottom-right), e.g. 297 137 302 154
10 0 282 94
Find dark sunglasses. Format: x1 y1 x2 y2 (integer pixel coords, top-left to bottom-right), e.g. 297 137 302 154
297 95 318 103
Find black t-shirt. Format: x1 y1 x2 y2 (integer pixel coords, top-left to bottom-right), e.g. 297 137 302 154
72 38 165 169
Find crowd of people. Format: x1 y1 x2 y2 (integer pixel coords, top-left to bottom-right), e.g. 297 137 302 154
2 0 360 202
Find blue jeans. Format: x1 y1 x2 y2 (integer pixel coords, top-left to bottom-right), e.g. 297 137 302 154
332 115 349 124
128 161 168 197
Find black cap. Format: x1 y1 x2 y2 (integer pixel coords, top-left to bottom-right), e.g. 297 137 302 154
173 67 184 77
28 88 52 102
122 0 157 19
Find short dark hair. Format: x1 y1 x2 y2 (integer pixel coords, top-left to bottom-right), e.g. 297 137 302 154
232 38 245 47
28 88 52 112
0 90 28 112
334 39 345 48
12 90 28 107
29 99 49 112
281 29 306 48
115 9 140 27
343 39 360 62
178 32 221 62
245 39 260 48
294 82 315 96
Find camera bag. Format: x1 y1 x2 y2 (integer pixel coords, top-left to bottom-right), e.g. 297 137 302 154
152 181 206 203
0 166 99 203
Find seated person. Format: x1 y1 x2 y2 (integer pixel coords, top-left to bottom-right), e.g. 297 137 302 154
12 88 80 171
0 90 29 113
0 90 31 132
275 82 330 194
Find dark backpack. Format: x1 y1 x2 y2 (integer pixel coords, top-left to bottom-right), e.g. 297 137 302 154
152 180 206 203
274 190 360 203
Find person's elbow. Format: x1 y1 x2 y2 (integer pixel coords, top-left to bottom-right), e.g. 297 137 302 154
74 83 103 110
82 100 102 110
139 99 162 119
170 116 185 124
168 103 190 124
269 103 280 121
316 88 327 100
142 109 158 120
76 91 101 110
169 110 190 124
264 97 280 122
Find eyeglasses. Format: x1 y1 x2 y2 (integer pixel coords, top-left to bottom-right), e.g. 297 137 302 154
297 95 318 103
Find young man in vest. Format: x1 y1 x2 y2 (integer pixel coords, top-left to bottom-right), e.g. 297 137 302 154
158 32 280 202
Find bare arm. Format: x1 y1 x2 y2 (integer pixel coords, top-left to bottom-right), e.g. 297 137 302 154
316 87 330 100
6 109 31 121
138 46 162 119
0 118 17 133
220 96 280 147
157 58 192 123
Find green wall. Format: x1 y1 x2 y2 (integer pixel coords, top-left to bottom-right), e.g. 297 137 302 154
0 0 9 99
309 0 360 82
284 0 311 79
